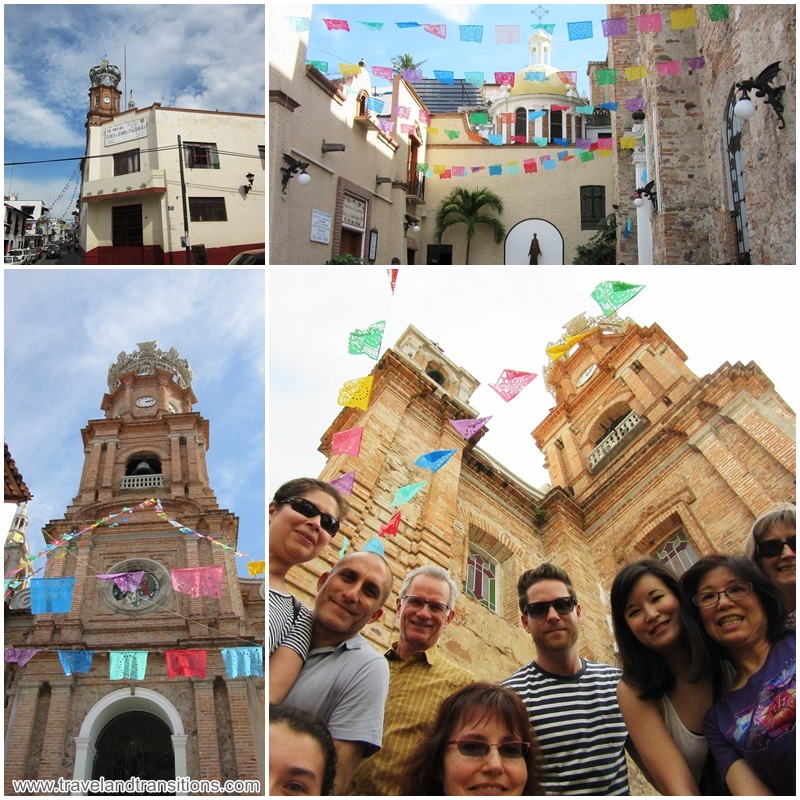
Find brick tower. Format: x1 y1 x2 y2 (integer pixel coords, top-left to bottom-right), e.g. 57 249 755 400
4 342 264 794
86 58 122 127
532 312 796 659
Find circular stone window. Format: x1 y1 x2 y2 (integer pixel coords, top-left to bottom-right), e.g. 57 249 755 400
100 557 172 615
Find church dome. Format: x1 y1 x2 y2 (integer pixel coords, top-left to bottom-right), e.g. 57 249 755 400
507 29 572 98
509 65 570 97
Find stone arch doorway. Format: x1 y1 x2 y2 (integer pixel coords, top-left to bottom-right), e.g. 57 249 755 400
504 218 564 264
92 711 174 790
73 688 188 793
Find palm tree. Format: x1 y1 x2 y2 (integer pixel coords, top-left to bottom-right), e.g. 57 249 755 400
391 54 427 74
433 187 506 265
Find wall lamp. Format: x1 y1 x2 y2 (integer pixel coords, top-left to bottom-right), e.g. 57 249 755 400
734 61 785 130
243 172 255 195
376 175 392 186
404 215 421 235
281 155 310 194
633 180 657 211
322 141 346 153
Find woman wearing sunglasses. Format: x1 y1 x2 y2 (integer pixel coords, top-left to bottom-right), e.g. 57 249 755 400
269 478 346 703
745 503 795 628
681 554 795 795
401 682 544 795
610 560 729 795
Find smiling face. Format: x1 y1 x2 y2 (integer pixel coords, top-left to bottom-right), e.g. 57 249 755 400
269 488 339 574
269 722 326 796
396 574 454 658
624 573 683 653
697 566 769 652
758 520 796 607
520 579 581 655
312 552 391 647
442 712 528 796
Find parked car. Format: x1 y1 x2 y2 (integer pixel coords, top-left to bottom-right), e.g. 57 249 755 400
4 249 25 264
227 248 265 265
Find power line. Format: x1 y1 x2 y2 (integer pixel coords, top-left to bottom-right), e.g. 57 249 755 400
4 146 263 167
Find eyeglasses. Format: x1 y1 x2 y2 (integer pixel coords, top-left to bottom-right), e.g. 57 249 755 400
447 740 530 759
523 596 576 619
401 595 450 615
756 535 796 559
693 582 753 608
279 496 339 536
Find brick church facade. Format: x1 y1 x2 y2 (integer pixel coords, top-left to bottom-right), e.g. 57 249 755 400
286 317 795 679
4 343 264 794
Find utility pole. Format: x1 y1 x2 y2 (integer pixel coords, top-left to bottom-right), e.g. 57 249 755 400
177 135 191 264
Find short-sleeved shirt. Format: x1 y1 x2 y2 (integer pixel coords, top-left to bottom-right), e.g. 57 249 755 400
269 588 313 659
504 658 630 795
282 633 390 756
349 643 474 795
704 630 795 795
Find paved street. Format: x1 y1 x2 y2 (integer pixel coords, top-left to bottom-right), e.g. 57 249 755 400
35 251 82 265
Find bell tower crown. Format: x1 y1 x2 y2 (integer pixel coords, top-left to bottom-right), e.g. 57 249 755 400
87 57 122 126
102 341 197 421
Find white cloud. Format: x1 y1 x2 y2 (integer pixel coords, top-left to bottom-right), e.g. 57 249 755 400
425 3 483 24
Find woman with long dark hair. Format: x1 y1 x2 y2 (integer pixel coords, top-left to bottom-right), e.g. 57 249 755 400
611 560 728 795
402 682 544 795
681 554 795 795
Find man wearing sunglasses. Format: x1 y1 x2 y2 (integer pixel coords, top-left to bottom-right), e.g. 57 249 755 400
504 563 630 795
282 550 394 794
349 565 473 796
745 502 796 628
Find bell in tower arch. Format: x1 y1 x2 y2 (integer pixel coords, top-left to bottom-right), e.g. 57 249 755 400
131 460 155 476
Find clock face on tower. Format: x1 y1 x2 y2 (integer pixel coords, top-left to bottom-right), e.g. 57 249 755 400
576 363 597 387
135 396 157 408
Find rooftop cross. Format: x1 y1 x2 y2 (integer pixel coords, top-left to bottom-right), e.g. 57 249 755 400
530 5 549 24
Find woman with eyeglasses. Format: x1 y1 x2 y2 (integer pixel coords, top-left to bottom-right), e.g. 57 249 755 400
745 503 795 628
610 560 730 795
269 478 346 703
401 682 544 795
680 554 795 795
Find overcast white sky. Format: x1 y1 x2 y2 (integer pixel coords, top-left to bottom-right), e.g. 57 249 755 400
4 269 265 578
270 266 798 498
4 3 265 216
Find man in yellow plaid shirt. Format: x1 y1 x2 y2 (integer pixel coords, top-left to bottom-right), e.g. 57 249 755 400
349 565 473 795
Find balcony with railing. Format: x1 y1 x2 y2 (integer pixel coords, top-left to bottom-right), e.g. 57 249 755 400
407 173 425 204
120 473 164 490
588 411 646 472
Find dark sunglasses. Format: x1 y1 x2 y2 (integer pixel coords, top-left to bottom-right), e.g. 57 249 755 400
447 740 530 759
523 596 576 619
756 534 796 559
279 496 339 536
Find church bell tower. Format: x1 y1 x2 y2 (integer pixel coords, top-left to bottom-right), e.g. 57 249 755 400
86 58 122 126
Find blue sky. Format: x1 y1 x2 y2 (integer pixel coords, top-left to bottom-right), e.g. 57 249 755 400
302 3 611 97
3 3 265 222
4 269 265 578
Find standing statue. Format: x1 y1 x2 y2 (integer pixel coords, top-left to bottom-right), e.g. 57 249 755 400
528 233 542 265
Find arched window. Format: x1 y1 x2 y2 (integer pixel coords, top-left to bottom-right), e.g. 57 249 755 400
654 531 698 576
550 109 563 141
356 91 368 117
514 107 527 140
723 85 751 264
466 545 497 612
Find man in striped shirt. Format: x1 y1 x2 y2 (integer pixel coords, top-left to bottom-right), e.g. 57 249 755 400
504 563 630 795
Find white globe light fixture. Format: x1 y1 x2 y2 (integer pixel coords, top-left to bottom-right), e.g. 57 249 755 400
296 169 311 186
733 97 756 121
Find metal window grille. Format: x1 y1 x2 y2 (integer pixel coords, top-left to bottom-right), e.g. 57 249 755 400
188 197 227 222
111 204 143 247
580 185 606 230
114 149 140 176
183 142 220 169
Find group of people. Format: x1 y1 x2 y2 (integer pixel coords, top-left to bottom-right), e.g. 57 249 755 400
269 477 795 796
